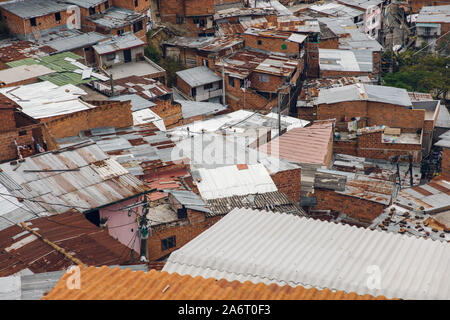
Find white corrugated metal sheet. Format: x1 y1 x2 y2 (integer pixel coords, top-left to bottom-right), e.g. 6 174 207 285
195 164 278 200
0 81 93 119
163 208 450 300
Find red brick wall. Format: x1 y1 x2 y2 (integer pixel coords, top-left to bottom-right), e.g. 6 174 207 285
185 0 215 16
270 168 302 203
222 74 271 111
249 71 286 94
113 0 151 13
407 0 450 13
317 101 426 132
146 212 222 261
306 41 319 79
244 33 300 55
319 37 339 49
0 8 69 38
44 100 133 139
177 76 193 97
0 107 17 132
151 99 183 129
314 188 387 223
334 131 422 162
441 147 450 180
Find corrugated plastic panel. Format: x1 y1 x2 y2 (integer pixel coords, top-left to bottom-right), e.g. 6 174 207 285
196 164 278 200
41 266 390 300
163 208 450 300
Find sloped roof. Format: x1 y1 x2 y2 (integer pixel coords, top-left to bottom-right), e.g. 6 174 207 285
0 0 70 19
317 83 412 107
194 164 278 200
0 211 140 277
0 141 150 217
0 264 148 300
176 66 222 88
41 266 390 300
163 207 450 300
258 122 333 165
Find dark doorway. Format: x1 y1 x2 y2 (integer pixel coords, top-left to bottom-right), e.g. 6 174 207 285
85 210 100 226
124 49 132 63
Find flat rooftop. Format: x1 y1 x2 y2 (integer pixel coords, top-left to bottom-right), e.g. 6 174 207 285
108 61 165 80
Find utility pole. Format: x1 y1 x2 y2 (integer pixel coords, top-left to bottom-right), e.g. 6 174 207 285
221 60 226 106
109 73 114 97
278 90 281 137
139 195 150 262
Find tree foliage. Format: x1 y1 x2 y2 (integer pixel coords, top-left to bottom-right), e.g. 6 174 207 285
382 50 450 100
144 44 187 87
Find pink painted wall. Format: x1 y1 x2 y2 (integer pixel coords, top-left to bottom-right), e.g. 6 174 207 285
100 196 144 254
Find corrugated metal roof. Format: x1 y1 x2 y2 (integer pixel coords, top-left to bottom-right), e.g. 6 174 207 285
310 3 364 18
41 265 390 300
93 33 144 55
109 94 155 112
87 7 146 29
176 100 228 119
43 31 108 53
317 83 412 107
63 0 107 9
394 178 450 213
0 141 149 216
163 207 450 300
416 5 450 23
165 189 211 214
0 81 95 119
319 48 373 73
258 122 333 165
0 64 55 85
205 191 305 217
56 125 179 178
0 0 70 19
194 164 278 200
0 211 142 277
176 66 222 88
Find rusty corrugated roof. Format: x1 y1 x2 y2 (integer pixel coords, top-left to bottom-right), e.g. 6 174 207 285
41 266 390 300
0 211 138 277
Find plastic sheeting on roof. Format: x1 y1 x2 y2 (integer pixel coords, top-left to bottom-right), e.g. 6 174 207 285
163 207 450 300
317 83 412 106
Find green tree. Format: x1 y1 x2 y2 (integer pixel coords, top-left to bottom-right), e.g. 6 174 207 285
382 50 450 100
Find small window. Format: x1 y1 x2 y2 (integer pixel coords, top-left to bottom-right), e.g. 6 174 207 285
204 83 213 90
240 79 245 88
117 29 124 36
135 0 139 7
202 59 209 67
176 15 184 24
89 7 95 15
18 130 27 136
55 12 61 22
199 19 205 27
161 236 176 251
30 17 36 27
228 75 235 87
105 1 110 9
257 40 262 45
191 87 197 97
193 16 199 24
106 53 115 61
259 74 269 83
133 20 143 32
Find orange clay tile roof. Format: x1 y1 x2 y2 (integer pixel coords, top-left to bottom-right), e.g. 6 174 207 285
42 266 391 300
